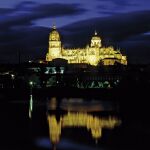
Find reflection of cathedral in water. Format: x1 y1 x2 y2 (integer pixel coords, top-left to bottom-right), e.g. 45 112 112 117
47 112 121 145
47 97 121 146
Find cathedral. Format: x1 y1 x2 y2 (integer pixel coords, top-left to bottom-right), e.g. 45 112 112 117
46 25 127 66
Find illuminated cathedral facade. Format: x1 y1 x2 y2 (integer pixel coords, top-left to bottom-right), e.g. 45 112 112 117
46 25 127 66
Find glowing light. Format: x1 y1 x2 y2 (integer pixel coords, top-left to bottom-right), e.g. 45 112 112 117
28 60 32 63
11 74 15 79
29 81 33 86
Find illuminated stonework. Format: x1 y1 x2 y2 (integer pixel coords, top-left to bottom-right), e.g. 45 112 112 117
47 112 121 144
46 25 127 66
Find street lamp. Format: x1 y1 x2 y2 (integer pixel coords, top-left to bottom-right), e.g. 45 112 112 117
29 81 33 119
11 74 15 88
29 81 33 86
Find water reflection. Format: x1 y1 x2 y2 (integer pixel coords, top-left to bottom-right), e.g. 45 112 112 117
47 97 121 149
47 113 121 145
29 94 33 119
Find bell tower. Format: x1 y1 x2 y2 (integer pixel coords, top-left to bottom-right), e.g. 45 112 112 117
90 31 101 48
87 31 101 66
46 25 62 61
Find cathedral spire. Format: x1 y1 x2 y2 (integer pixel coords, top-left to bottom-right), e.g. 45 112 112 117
94 30 97 36
52 20 56 30
52 24 56 30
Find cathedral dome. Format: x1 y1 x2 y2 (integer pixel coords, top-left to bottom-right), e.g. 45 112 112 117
49 25 60 41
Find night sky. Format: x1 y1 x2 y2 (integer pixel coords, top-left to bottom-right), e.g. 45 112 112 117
0 0 150 64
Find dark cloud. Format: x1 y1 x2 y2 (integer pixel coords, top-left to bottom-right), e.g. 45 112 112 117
0 8 14 15
15 1 86 16
15 1 39 10
96 0 142 17
108 0 133 6
97 0 136 7
96 0 139 15
98 11 119 15
0 2 86 30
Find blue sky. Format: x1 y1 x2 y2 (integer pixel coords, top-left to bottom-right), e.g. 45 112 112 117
0 0 150 63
